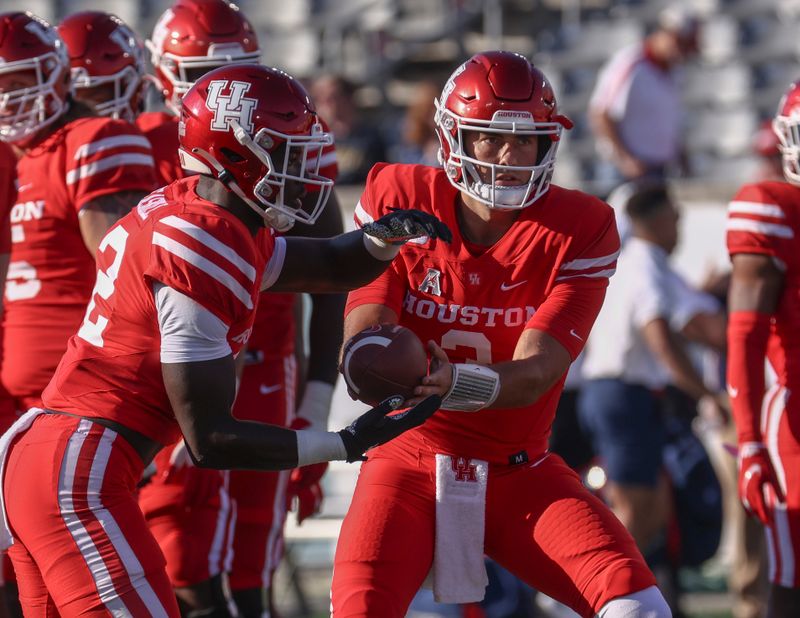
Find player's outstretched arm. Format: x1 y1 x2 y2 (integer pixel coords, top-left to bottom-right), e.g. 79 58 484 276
163 355 441 470
266 209 452 293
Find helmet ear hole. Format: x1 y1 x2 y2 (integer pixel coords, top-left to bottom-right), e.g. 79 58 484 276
220 147 245 163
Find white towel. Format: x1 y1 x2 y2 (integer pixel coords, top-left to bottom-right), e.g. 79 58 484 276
432 453 489 604
0 408 46 550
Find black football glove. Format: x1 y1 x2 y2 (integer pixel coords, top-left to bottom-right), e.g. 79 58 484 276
337 395 442 462
362 208 452 245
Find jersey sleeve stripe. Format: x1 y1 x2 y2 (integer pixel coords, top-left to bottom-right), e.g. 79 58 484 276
560 249 620 271
261 236 286 290
160 215 256 282
354 200 373 227
74 135 152 160
726 218 794 239
555 267 616 282
728 201 786 219
152 232 254 310
66 153 155 185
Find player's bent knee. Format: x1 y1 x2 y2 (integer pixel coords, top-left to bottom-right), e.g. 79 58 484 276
596 585 671 618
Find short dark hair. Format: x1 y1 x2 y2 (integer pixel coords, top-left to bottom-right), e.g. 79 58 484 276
624 182 672 220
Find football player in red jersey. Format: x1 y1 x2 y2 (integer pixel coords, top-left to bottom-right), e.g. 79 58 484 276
726 81 800 616
335 52 670 618
0 64 448 617
0 11 155 413
142 2 345 613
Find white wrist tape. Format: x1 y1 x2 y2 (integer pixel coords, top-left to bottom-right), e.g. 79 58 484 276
441 363 500 412
296 429 348 466
297 380 334 431
363 233 401 260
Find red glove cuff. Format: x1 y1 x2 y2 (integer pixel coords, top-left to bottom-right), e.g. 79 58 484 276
727 310 771 444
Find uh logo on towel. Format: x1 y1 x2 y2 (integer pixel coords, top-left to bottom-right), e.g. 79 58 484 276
451 456 478 482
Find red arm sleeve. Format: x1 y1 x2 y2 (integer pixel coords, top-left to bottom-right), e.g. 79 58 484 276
726 311 771 444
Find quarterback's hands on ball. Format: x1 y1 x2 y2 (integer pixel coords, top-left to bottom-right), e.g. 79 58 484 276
362 208 453 245
738 442 785 526
337 394 441 462
287 417 328 524
406 340 453 406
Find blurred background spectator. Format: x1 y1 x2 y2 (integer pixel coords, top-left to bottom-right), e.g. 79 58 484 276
386 80 441 166
578 182 728 613
588 7 701 187
309 74 387 184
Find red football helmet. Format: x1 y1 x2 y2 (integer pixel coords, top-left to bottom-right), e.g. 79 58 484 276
58 12 146 122
147 0 260 114
0 12 71 143
179 64 333 231
434 51 572 209
773 82 800 185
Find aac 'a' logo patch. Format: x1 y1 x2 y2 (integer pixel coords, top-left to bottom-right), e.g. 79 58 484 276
206 80 257 134
418 268 442 296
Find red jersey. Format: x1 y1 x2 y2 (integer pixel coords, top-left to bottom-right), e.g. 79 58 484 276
42 176 276 445
727 181 800 386
3 117 155 404
346 164 619 463
136 111 184 189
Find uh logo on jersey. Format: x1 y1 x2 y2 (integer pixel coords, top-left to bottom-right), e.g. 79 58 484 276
205 80 257 134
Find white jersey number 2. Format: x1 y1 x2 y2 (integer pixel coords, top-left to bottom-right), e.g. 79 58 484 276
77 226 129 347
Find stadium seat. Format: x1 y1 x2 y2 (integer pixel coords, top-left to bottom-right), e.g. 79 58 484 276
683 63 751 106
686 107 758 156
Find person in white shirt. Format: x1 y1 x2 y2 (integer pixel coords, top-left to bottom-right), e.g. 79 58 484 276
589 7 700 182
579 182 727 558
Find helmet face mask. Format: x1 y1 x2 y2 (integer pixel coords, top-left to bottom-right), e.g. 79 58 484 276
0 13 71 143
433 52 571 210
240 123 334 228
179 66 333 232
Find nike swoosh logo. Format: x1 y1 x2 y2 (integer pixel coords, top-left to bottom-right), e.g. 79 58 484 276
728 385 739 398
260 384 282 395
569 329 584 341
16 183 32 193
500 280 526 291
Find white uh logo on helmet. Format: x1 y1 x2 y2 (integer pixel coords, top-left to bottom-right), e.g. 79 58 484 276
206 80 257 133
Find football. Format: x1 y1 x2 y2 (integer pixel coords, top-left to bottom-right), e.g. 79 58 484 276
340 324 428 407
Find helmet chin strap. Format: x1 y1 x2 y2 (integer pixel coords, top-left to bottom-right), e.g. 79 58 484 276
190 147 295 232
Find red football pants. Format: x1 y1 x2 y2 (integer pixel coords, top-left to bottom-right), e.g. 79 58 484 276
138 444 233 588
3 414 179 616
228 354 296 591
331 434 656 618
759 384 800 588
